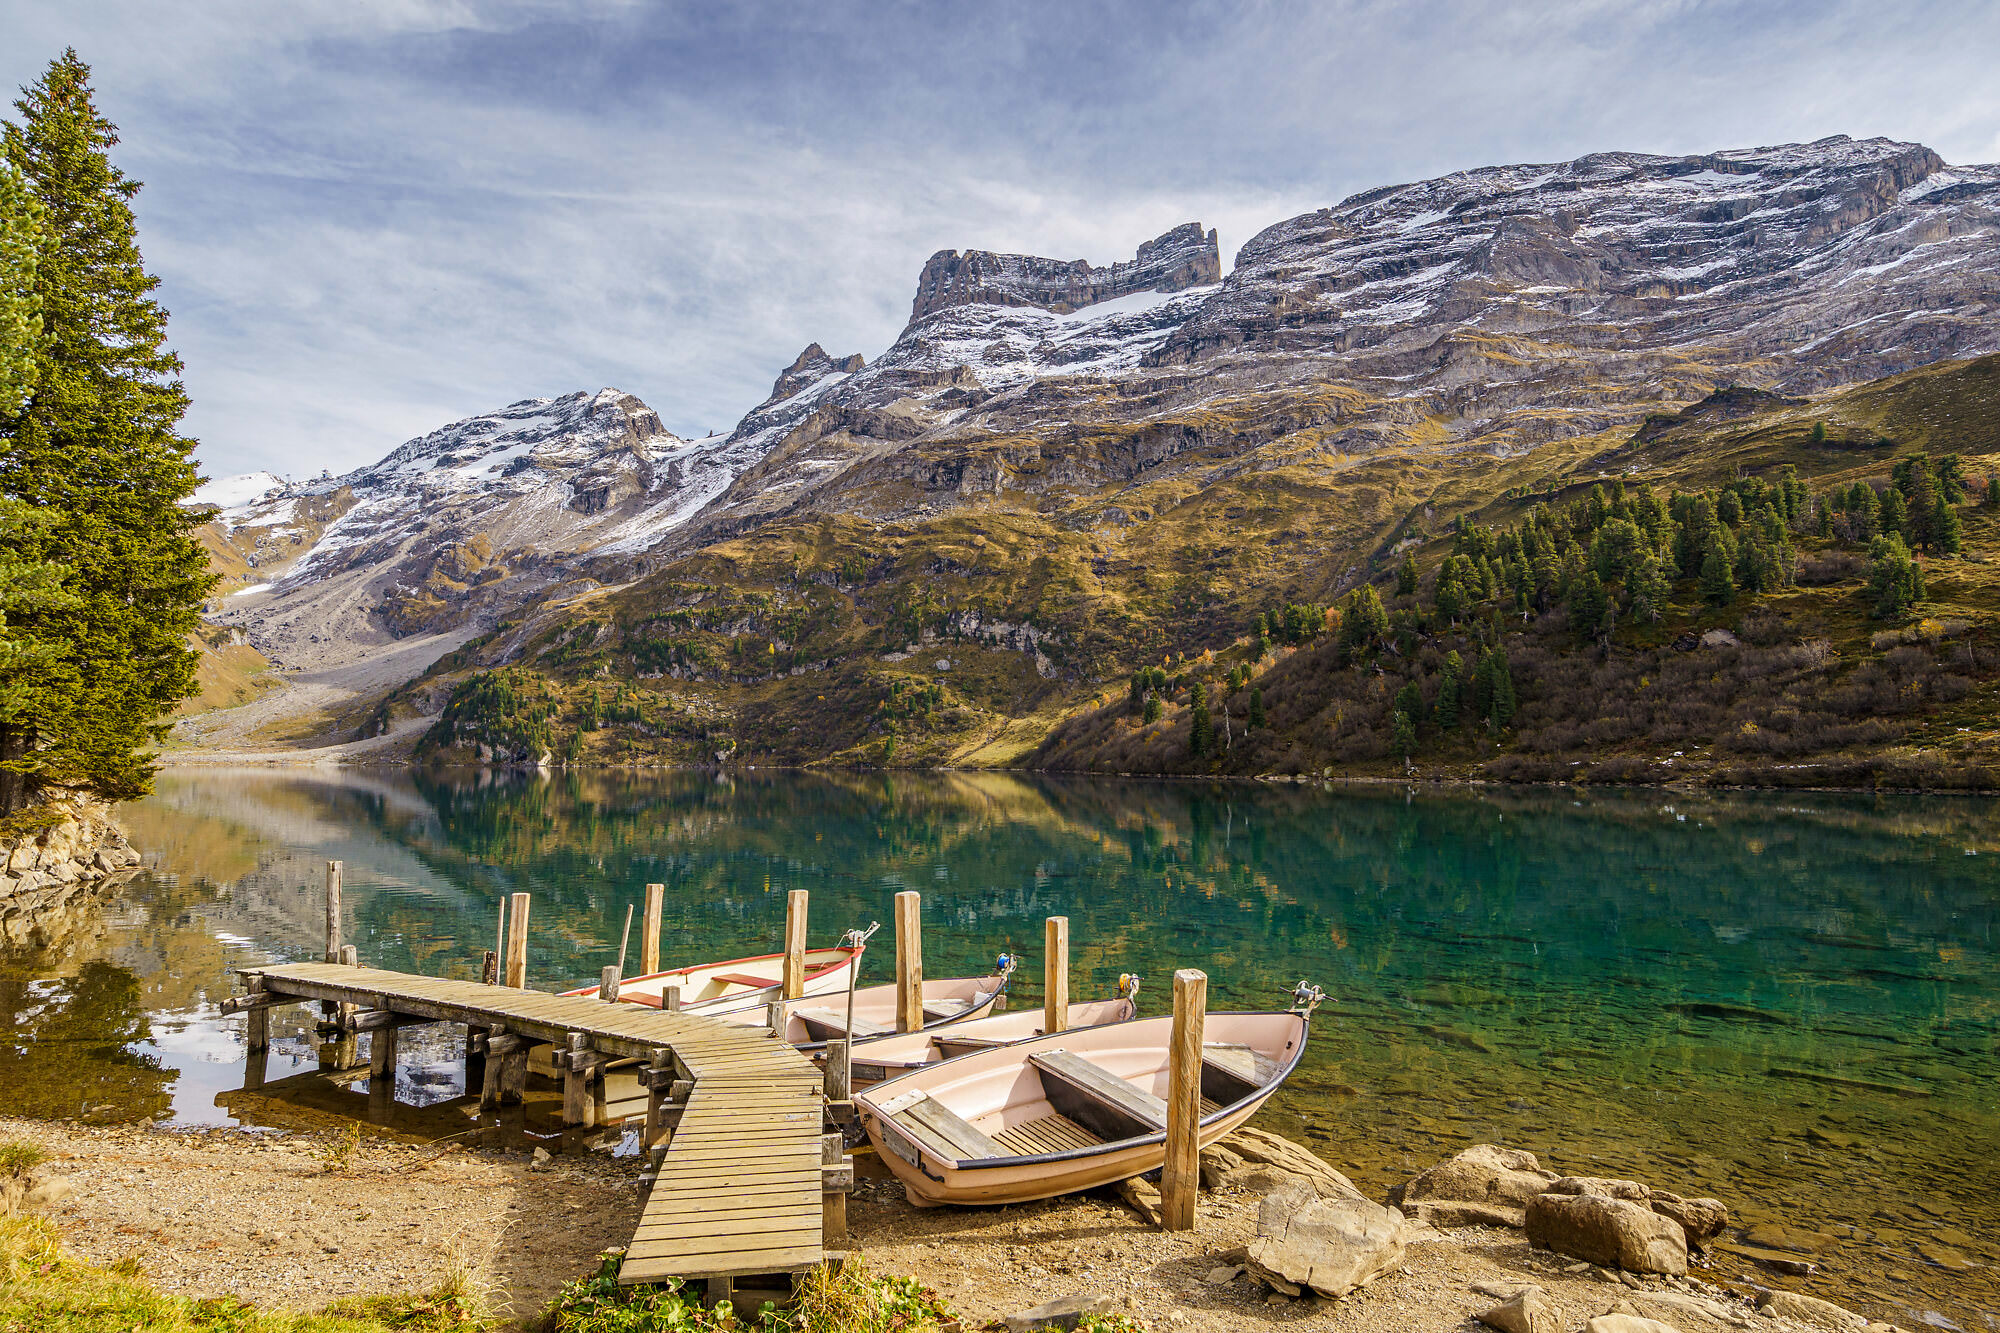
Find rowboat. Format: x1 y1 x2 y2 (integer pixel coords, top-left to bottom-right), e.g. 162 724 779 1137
732 971 1016 1051
856 1003 1313 1207
843 995 1137 1086
557 945 860 1011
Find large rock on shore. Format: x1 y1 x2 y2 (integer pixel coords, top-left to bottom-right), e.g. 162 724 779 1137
1388 1144 1557 1228
1207 1126 1367 1200
1247 1179 1410 1298
1525 1193 1688 1275
1756 1290 1867 1330
1476 1287 1563 1333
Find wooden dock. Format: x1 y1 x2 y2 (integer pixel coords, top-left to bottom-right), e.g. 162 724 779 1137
242 961 832 1291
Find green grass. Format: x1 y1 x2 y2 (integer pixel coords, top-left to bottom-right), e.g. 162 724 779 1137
0 1141 47 1177
540 1255 957 1333
0 1215 493 1333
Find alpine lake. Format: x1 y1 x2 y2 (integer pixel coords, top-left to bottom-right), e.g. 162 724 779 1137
1 768 1994 1330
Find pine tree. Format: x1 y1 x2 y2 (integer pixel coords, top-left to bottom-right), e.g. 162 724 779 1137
1393 679 1423 727
1189 700 1212 758
1879 485 1908 540
0 161 40 415
1395 555 1417 596
1867 533 1925 619
1389 708 1417 759
1491 652 1516 729
1571 569 1607 645
1248 687 1265 730
1986 477 2000 510
1628 550 1670 623
0 51 215 812
1143 696 1163 724
1435 651 1462 729
1932 496 1962 556
1699 534 1734 604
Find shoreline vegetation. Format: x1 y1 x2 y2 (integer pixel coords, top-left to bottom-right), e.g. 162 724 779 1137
0 1119 1932 1333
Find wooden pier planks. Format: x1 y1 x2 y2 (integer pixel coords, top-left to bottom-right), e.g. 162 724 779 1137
250 962 826 1285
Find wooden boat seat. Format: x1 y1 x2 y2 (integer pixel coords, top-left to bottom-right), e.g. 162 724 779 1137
874 1088 1006 1163
1202 1042 1284 1087
921 996 976 1022
710 972 781 988
792 1006 895 1039
1029 1050 1169 1139
930 1034 1010 1056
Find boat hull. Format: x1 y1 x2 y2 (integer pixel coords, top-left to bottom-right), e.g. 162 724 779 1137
856 1011 1308 1207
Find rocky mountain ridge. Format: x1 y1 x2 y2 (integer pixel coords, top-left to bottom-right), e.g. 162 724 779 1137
187 134 2000 750
909 221 1222 320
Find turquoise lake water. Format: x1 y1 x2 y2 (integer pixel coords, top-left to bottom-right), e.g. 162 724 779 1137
1 769 1993 1328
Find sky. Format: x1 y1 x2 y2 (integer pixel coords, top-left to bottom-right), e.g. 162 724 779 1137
3 1 1998 483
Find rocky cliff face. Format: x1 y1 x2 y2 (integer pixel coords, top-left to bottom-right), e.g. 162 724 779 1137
910 222 1221 320
672 135 1999 540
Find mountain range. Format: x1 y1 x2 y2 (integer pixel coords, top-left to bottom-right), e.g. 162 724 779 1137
184 134 2000 781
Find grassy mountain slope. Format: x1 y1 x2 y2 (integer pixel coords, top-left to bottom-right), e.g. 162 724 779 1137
390 355 2000 789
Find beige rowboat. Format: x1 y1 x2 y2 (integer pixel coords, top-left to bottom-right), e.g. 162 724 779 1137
709 973 1016 1051
844 996 1137 1086
856 1010 1309 1207
557 945 858 1010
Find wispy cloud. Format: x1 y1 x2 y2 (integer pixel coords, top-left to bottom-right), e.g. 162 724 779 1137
2 0 1995 479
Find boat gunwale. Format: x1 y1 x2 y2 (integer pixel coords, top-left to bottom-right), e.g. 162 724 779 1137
859 1011 1311 1172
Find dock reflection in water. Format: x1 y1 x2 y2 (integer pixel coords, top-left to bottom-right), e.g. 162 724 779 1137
0 768 1993 1329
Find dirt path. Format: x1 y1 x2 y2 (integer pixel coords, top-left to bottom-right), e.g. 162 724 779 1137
4 1118 1885 1333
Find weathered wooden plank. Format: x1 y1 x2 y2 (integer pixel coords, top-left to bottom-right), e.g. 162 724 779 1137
1030 1050 1168 1131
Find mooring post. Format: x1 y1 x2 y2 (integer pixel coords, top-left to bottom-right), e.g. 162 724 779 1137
599 965 621 1003
492 896 507 978
661 985 681 1012
766 999 788 1039
641 882 664 975
782 888 809 999
822 1128 850 1244
1044 915 1069 1033
504 892 530 987
894 890 923 1033
1161 967 1207 1230
323 860 343 961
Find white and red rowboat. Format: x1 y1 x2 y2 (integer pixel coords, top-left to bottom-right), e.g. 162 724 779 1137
558 944 859 1010
855 1008 1310 1207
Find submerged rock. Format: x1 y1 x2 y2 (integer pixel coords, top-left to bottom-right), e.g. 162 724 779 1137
1247 1179 1410 1298
1388 1144 1557 1228
1756 1290 1868 1330
1548 1176 1651 1201
1526 1193 1688 1275
1651 1190 1730 1245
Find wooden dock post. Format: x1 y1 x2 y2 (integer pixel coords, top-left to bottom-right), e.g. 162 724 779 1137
323 861 343 960
1044 916 1069 1033
463 1023 486 1095
642 1050 672 1148
325 943 362 1071
1161 967 1207 1230
599 966 621 1003
368 1022 398 1084
243 974 269 1053
661 985 681 1012
894 890 922 1033
822 1037 854 1244
781 889 809 999
641 883 663 975
563 1033 595 1127
504 892 530 987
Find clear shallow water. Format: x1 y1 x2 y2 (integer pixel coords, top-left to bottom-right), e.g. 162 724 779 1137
1 769 1994 1328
